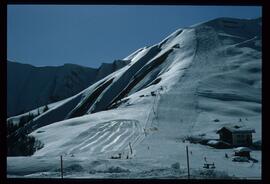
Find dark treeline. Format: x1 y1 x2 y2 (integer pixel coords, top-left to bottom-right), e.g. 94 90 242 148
7 112 44 156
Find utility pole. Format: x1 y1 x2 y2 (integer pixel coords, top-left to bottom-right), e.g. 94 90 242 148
129 142 133 155
186 145 190 179
60 155 63 179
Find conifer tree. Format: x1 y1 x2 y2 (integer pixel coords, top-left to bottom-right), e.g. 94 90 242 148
43 105 49 112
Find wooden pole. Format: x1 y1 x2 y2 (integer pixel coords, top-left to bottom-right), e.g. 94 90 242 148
186 146 190 179
60 155 63 179
129 142 133 155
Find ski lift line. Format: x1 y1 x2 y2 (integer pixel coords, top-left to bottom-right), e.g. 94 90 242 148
145 89 160 132
150 89 160 129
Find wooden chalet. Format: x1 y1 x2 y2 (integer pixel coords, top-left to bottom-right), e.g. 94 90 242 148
216 126 255 147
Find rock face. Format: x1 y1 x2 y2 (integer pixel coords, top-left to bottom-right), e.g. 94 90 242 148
7 60 129 117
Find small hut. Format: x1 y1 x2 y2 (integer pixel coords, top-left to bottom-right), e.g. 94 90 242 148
216 126 255 147
234 147 252 159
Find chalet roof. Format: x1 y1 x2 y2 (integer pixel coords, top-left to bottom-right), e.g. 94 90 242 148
216 126 255 134
234 147 252 152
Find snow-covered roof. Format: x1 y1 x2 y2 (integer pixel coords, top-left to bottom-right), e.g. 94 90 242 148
234 147 252 152
207 140 219 145
216 126 255 134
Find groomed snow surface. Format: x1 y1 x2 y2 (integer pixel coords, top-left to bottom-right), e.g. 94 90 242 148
7 17 261 179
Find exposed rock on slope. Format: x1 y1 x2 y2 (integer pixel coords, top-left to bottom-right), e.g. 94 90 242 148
7 60 129 117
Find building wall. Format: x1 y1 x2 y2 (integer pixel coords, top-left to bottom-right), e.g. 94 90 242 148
219 129 233 144
232 133 252 146
235 151 250 158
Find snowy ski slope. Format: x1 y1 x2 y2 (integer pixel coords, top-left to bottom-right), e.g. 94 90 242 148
7 17 261 179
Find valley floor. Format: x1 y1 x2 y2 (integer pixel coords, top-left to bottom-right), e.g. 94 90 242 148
7 144 261 179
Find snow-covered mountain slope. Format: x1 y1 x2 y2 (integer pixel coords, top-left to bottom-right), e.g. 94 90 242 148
7 17 261 178
7 60 129 117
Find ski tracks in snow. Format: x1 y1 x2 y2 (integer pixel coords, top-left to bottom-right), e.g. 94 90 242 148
67 120 142 155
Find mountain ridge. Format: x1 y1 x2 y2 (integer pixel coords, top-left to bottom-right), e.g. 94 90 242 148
7 59 129 117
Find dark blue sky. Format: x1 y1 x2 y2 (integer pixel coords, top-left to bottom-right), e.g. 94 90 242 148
8 5 261 68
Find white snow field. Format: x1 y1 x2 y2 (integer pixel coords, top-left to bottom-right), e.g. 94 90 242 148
7 17 261 179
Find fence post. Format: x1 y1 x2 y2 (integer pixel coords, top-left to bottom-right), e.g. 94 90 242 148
60 155 63 179
186 146 190 179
